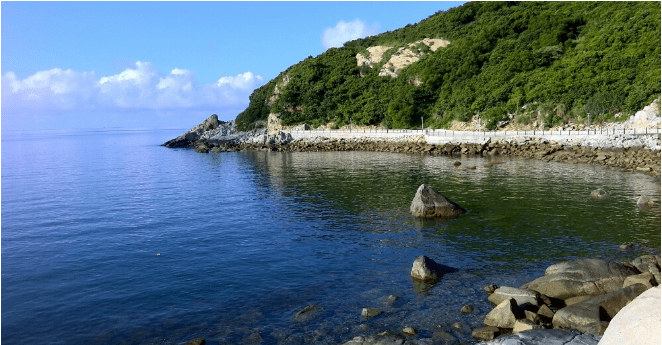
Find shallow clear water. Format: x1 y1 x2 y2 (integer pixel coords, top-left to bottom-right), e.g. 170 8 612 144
2 129 660 344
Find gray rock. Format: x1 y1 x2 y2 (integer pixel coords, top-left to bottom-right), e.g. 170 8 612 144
477 329 601 345
524 310 541 324
295 304 317 319
403 326 416 335
636 195 655 206
523 259 640 299
342 335 404 345
194 143 209 153
488 287 541 308
631 254 661 285
552 284 648 335
590 188 609 199
564 295 592 306
361 307 382 318
484 284 499 294
484 298 525 328
622 272 656 289
460 305 474 314
409 184 466 218
387 295 398 303
410 255 456 283
598 286 660 345
185 338 206 345
537 304 555 320
513 319 544 334
472 326 501 341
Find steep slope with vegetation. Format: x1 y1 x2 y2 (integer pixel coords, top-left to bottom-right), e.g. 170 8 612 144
235 1 660 131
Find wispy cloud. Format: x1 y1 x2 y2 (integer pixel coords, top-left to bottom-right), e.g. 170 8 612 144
1 61 264 121
322 19 379 49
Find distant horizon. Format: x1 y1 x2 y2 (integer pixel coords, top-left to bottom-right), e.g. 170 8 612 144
1 1 465 131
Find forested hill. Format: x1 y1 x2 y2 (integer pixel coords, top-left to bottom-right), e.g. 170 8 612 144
235 1 661 131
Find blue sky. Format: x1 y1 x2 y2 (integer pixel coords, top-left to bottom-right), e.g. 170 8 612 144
2 1 465 131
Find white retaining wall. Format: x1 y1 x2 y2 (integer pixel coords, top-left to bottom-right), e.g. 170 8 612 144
289 128 661 145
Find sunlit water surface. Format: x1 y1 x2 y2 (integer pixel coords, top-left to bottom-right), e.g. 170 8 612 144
2 129 660 344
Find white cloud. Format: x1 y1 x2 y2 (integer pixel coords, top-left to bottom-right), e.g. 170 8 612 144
1 62 265 115
2 69 97 110
322 19 379 49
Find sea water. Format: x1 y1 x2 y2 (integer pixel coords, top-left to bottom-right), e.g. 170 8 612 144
2 129 660 344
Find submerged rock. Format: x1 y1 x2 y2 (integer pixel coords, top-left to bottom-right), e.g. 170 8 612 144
295 304 318 319
185 338 206 345
409 184 466 218
477 329 600 345
341 335 404 345
636 195 655 206
361 307 382 318
590 188 609 199
410 255 457 283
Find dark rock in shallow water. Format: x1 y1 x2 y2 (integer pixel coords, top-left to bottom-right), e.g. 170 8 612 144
185 338 205 345
410 255 457 283
409 184 465 218
476 329 600 345
295 304 318 319
590 188 609 199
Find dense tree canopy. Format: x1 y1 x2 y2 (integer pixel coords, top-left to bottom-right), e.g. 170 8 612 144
236 1 660 131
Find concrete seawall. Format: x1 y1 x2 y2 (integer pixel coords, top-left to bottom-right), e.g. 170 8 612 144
289 128 662 150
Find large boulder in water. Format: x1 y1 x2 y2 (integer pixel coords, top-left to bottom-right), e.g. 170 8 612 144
410 255 456 282
523 259 640 300
410 184 465 218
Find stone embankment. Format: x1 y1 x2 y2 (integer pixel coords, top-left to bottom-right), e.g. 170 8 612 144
163 100 661 175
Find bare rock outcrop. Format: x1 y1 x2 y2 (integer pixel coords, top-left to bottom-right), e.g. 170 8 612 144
379 38 450 78
163 114 220 148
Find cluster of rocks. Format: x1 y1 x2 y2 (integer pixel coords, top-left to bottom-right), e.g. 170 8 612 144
472 256 660 343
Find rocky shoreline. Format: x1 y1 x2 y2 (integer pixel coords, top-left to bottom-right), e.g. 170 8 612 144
164 120 661 177
163 99 661 176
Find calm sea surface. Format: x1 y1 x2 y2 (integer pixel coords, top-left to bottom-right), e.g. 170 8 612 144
2 129 660 344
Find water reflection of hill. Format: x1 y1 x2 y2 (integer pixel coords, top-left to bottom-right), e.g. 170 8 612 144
238 151 660 260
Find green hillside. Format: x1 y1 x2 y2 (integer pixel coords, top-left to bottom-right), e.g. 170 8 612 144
235 1 661 131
